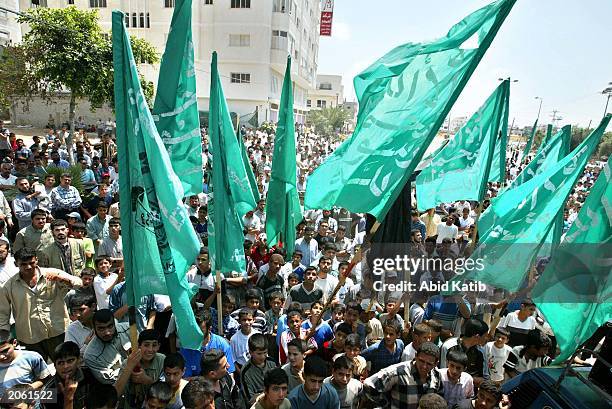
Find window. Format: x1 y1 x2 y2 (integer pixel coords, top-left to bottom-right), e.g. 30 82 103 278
125 13 129 27
230 0 250 8
204 0 213 3
146 13 150 28
319 82 332 90
31 0 48 6
273 0 287 12
271 30 288 50
89 0 106 7
67 0 74 4
132 13 137 28
230 73 251 84
165 0 175 7
139 13 145 28
317 100 326 108
306 99 311 108
270 75 279 94
229 34 250 47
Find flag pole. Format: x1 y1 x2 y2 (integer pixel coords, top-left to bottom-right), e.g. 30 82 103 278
470 201 484 252
216 271 224 336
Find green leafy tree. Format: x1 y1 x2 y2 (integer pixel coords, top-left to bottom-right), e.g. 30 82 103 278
307 106 351 137
4 7 157 158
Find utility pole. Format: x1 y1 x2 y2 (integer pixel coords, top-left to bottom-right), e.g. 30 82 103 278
602 83 612 116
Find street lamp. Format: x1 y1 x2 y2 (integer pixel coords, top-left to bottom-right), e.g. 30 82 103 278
534 96 543 122
602 82 612 116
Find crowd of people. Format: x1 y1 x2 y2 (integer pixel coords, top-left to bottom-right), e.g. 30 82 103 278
0 118 606 409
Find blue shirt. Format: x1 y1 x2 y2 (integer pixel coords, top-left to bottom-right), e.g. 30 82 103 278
361 339 404 375
0 351 51 395
210 307 240 339
301 320 334 349
180 333 235 377
288 383 340 409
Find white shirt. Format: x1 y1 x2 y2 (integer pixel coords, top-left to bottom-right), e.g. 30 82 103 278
93 272 118 309
314 274 339 303
230 329 259 366
401 342 418 362
0 257 18 286
65 320 94 353
484 341 512 382
242 214 261 243
436 223 459 243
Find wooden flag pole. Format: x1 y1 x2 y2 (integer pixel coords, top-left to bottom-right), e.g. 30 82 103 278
216 271 224 336
470 201 484 252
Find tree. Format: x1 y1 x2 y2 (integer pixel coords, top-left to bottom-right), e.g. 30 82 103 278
5 7 157 160
0 45 39 120
307 106 351 137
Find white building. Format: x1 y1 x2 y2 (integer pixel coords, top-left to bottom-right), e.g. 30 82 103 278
0 0 22 49
307 74 343 109
17 0 321 125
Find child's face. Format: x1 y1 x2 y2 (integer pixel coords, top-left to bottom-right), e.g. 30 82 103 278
447 360 465 383
222 302 234 317
250 348 268 366
140 340 160 362
345 309 359 325
333 310 344 322
386 302 396 313
338 265 348 276
303 374 325 397
264 383 289 407
334 331 348 347
270 298 282 313
240 315 254 333
145 398 167 409
345 346 361 359
288 315 302 334
332 367 352 387
494 334 508 348
413 332 433 349
246 298 260 310
288 277 299 288
383 327 398 347
287 346 304 368
164 366 185 388
310 303 323 318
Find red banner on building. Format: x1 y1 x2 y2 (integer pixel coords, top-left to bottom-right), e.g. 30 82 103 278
320 0 334 36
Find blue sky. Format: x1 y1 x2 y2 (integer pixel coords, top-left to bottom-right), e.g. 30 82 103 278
317 0 612 129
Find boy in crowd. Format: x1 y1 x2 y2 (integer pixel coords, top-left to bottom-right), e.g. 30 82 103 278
162 353 188 409
335 334 367 380
440 319 488 387
231 309 259 367
320 322 352 362
341 302 367 349
0 330 52 396
43 341 103 409
65 293 96 354
327 305 345 329
301 301 334 349
288 356 340 409
282 338 307 392
250 368 292 409
115 329 166 409
286 273 300 291
181 378 215 409
279 309 317 364
143 382 172 409
231 290 269 335
483 328 512 384
497 298 537 347
451 380 505 409
361 321 404 374
241 333 278 405
401 323 434 362
504 329 552 378
265 292 284 363
200 349 245 409
324 356 363 409
439 350 474 407
284 267 323 311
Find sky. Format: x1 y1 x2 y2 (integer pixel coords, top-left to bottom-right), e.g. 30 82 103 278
317 0 612 129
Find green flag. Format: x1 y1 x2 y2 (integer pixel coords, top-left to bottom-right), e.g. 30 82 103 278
455 115 611 292
152 0 203 197
533 155 612 363
487 87 510 183
522 119 538 159
112 11 202 349
265 57 302 258
304 0 517 219
208 52 258 275
416 80 509 211
535 124 554 156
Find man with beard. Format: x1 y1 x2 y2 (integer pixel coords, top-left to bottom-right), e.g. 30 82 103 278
83 308 131 384
13 209 54 253
38 219 86 277
13 177 42 230
43 341 103 409
0 247 82 361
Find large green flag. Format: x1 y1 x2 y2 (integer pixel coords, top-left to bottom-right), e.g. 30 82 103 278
304 0 517 219
416 80 509 211
208 52 258 275
487 85 510 183
533 155 612 363
112 11 202 349
152 0 202 197
522 119 538 160
266 57 302 258
455 115 610 292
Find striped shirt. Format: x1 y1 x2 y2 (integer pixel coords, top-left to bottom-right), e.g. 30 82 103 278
363 360 443 409
49 185 82 211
